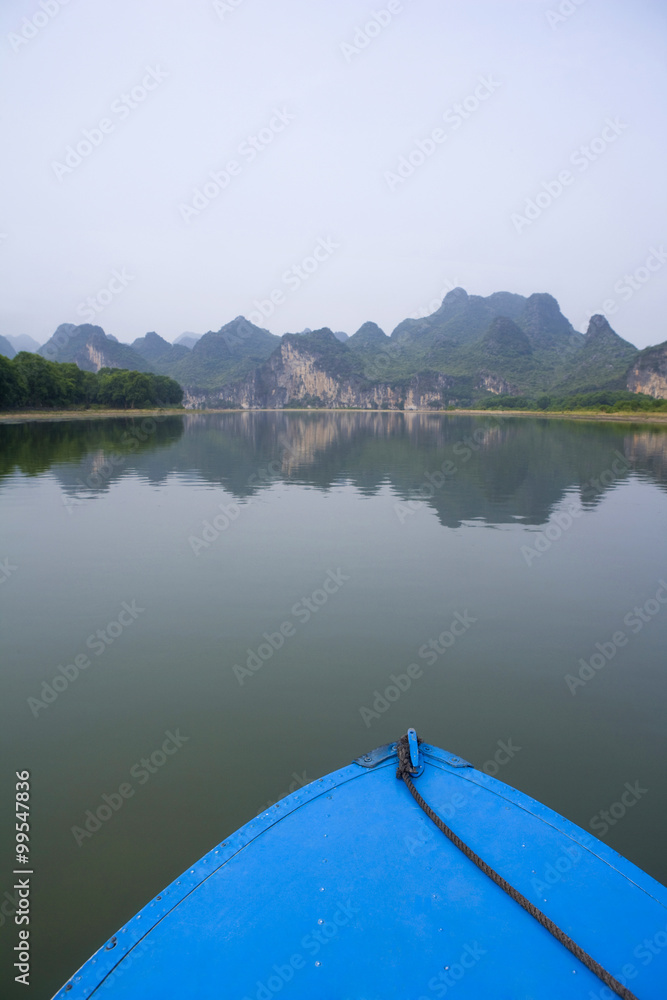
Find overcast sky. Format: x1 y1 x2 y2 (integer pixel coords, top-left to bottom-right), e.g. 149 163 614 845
1 0 666 348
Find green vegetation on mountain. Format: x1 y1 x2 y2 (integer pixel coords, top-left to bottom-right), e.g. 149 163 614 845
476 390 667 413
0 353 183 410
282 329 365 379
347 322 389 350
14 288 667 406
340 294 646 401
131 331 190 369
40 324 153 373
343 290 587 391
166 317 280 389
547 315 638 395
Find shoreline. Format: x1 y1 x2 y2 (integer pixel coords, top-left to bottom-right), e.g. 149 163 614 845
444 408 667 423
0 408 183 423
1 407 667 424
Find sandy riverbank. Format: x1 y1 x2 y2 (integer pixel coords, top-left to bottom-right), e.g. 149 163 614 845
1 407 666 424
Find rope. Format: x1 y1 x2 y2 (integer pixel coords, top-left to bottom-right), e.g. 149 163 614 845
395 735 639 1000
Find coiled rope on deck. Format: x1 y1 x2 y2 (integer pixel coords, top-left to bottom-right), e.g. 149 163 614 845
395 734 639 1000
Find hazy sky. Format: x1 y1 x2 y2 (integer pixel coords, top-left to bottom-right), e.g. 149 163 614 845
2 0 666 348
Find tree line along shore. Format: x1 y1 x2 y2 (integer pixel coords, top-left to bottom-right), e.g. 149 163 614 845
1 353 666 419
0 352 183 410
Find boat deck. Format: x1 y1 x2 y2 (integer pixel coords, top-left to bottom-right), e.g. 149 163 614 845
54 741 667 999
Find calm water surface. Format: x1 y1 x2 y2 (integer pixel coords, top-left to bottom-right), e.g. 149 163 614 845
1 412 666 998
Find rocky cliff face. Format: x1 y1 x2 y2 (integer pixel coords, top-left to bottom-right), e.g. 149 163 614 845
627 341 667 398
183 331 480 409
40 324 152 373
86 344 112 371
476 373 519 395
36 289 665 406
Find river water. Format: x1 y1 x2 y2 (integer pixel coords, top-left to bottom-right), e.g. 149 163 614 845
1 411 666 998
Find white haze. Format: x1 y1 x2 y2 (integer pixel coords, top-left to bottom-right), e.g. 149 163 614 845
1 0 666 348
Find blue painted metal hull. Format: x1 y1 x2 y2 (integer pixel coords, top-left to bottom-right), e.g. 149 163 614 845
55 741 667 998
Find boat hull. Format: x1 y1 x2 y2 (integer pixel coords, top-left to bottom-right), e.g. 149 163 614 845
54 741 667 998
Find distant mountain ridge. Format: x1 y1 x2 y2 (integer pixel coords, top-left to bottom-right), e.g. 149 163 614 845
0 335 16 359
6 334 41 354
131 331 190 368
166 317 280 389
9 287 666 405
174 332 201 349
38 324 153 373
